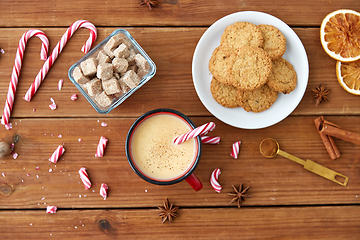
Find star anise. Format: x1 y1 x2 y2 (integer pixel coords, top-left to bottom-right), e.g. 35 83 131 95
158 198 179 223
312 83 330 106
140 0 159 9
228 184 251 208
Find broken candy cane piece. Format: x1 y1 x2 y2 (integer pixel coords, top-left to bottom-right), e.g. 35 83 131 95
230 141 241 159
49 145 65 163
95 136 108 157
210 168 222 193
49 98 57 110
70 94 78 101
201 136 220 144
58 79 63 90
100 183 108 200
46 206 57 213
78 167 91 190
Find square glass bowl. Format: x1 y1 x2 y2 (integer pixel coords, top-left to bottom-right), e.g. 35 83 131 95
68 29 156 114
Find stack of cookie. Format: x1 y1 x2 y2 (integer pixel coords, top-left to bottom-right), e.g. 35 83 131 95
209 22 297 113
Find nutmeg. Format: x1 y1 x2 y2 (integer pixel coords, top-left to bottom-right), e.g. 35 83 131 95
0 142 11 157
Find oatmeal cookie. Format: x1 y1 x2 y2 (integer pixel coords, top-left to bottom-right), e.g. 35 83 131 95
210 77 240 108
220 22 264 51
229 46 272 91
267 58 297 94
208 46 233 85
237 84 278 113
258 24 286 60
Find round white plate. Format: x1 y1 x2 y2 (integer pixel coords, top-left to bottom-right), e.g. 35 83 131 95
192 11 309 129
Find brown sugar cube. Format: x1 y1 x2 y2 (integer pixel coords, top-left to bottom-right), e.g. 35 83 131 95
119 78 131 94
80 58 98 77
96 50 111 64
127 64 138 72
102 77 121 95
135 54 150 71
85 78 102 96
121 70 140 89
97 63 114 81
95 91 113 107
105 34 125 50
126 49 137 65
113 33 131 48
73 66 90 84
112 57 129 74
103 46 115 59
113 43 130 59
137 69 148 79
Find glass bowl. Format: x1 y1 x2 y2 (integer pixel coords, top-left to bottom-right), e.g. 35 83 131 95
68 29 156 114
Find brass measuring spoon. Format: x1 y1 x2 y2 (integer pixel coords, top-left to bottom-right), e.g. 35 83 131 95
259 138 349 186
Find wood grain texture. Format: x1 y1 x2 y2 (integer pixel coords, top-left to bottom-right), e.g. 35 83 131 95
1 0 360 27
0 116 359 209
0 27 359 118
0 207 359 239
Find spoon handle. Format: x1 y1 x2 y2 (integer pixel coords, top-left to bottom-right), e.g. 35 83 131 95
277 149 306 165
304 159 349 186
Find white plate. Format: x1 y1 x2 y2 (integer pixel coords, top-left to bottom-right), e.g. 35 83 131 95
192 11 309 129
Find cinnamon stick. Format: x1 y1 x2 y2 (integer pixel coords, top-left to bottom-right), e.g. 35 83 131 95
314 116 340 160
320 123 360 145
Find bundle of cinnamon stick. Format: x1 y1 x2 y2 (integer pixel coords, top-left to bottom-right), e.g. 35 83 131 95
314 116 360 160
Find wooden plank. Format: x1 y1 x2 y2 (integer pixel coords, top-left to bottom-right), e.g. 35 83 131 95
1 0 360 27
0 116 359 209
0 27 359 118
0 206 359 239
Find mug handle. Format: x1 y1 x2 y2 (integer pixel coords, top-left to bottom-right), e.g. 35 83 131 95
185 173 203 191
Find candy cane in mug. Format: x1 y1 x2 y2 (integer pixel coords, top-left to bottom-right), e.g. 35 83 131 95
201 136 220 144
174 122 216 145
24 20 97 101
1 30 49 129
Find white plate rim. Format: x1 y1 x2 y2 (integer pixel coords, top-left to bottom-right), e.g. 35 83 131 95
192 11 309 129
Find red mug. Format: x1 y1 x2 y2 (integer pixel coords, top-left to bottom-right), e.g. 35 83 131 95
125 108 203 191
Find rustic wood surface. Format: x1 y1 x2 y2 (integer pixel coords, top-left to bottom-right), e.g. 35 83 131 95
1 0 360 239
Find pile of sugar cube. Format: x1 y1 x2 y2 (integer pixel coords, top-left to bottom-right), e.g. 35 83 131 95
72 33 150 108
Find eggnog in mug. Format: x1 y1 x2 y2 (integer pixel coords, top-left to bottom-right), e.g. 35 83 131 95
130 113 197 181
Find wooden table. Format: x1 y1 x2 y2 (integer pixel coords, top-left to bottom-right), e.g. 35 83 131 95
1 1 360 239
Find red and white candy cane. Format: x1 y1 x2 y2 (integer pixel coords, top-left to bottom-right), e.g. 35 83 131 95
100 183 108 200
49 145 65 163
24 20 97 102
210 168 222 193
79 167 91 190
230 141 241 159
1 30 49 128
174 122 216 145
46 205 57 213
201 136 220 144
95 136 108 157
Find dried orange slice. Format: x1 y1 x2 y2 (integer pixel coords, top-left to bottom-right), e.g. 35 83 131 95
336 60 360 95
320 9 360 62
